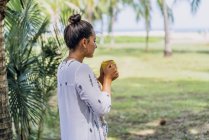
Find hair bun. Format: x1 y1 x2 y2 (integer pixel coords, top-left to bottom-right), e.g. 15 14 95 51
69 14 81 24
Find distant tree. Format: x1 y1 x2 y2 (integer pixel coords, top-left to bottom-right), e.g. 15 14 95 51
37 0 79 47
124 0 173 54
79 0 95 23
157 0 174 56
142 0 152 51
94 0 108 44
131 0 152 51
106 0 123 44
174 0 201 14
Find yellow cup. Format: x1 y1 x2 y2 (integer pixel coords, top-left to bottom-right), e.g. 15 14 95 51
101 60 116 70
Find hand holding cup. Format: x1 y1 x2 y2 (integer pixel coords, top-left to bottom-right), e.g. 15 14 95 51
101 60 119 81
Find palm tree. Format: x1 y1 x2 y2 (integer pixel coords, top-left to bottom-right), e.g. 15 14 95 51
106 0 122 44
5 0 49 139
142 0 152 51
130 0 152 51
37 0 80 48
162 0 172 56
157 0 174 56
0 0 13 139
79 0 95 23
124 0 173 53
94 0 110 44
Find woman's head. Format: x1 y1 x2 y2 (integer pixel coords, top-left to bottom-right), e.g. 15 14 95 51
64 14 97 58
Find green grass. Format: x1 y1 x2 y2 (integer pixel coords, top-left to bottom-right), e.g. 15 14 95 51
44 37 209 140
96 36 163 44
107 78 209 139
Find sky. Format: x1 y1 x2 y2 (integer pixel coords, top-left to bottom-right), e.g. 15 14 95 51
95 0 209 32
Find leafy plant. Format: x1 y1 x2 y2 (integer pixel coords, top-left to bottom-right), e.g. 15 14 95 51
5 0 50 139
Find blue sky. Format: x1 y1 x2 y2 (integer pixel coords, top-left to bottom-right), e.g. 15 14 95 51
95 0 209 32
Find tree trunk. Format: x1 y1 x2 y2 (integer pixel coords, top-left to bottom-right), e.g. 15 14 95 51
108 5 115 44
162 0 172 57
145 24 149 52
99 15 104 45
0 1 13 140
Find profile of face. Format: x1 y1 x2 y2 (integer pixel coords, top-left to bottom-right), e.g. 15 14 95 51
83 31 97 58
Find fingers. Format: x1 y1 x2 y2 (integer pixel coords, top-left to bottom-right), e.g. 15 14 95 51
115 72 119 78
112 71 119 80
116 71 119 76
102 60 119 80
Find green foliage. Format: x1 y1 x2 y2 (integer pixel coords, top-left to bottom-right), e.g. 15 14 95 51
5 0 61 139
174 0 201 14
35 36 62 140
157 0 174 23
190 0 201 13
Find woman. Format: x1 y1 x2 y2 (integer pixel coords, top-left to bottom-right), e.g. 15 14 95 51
57 14 119 140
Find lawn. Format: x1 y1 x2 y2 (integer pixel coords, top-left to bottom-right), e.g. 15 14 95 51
44 36 209 140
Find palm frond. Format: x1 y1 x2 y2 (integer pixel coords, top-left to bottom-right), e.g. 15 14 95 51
157 0 174 23
5 0 49 138
191 0 201 14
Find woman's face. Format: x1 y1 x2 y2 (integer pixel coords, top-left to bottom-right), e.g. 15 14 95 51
85 31 97 58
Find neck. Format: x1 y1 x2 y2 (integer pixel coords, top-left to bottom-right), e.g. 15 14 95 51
68 50 84 63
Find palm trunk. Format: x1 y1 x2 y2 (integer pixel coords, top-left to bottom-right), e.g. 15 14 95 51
145 24 150 51
110 16 115 44
99 15 104 45
162 0 172 56
0 1 13 140
108 6 115 44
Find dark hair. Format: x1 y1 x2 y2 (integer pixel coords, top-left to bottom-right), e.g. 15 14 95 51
64 14 93 50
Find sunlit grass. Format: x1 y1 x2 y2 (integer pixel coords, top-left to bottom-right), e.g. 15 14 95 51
96 36 163 44
86 43 209 81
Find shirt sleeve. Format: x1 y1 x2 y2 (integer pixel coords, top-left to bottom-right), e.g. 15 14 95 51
75 64 111 116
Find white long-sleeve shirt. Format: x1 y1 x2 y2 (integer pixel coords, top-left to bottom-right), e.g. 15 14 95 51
57 59 111 140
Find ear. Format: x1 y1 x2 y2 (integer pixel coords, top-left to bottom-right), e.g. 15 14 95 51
80 38 88 48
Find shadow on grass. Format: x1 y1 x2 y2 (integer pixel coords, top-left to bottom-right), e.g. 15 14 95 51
108 78 209 140
117 110 209 140
173 50 209 55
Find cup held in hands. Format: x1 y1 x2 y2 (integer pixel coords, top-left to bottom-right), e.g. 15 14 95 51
101 60 116 70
